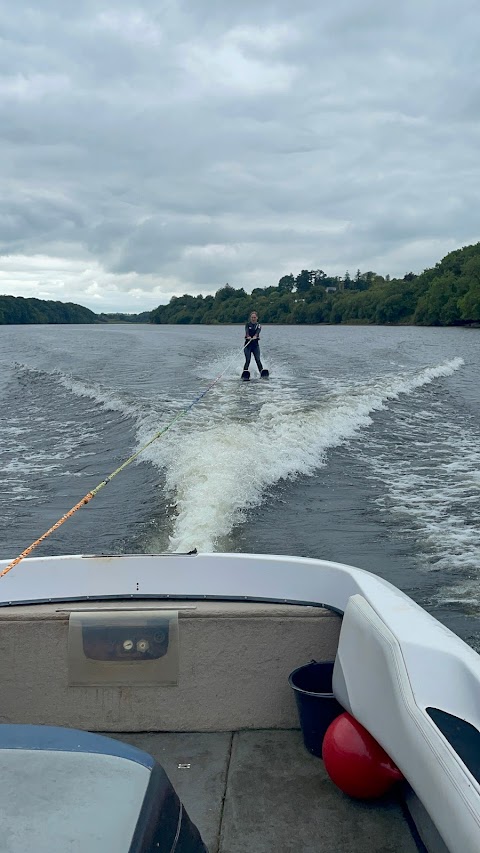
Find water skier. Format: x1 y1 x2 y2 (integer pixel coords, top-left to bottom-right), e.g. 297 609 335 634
242 311 268 379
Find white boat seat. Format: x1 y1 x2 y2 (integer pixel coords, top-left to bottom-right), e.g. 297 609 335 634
0 724 207 853
333 594 480 853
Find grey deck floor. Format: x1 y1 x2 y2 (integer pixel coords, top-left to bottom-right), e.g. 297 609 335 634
107 730 420 853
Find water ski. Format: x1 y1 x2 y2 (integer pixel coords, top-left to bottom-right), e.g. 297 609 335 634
241 370 250 381
260 369 269 379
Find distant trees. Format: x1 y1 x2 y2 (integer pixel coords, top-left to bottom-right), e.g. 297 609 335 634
277 274 295 292
0 296 98 324
295 270 312 293
3 242 480 328
98 311 151 323
413 245 480 325
151 243 480 327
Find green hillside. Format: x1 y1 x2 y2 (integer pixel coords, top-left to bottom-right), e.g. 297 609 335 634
1 241 479 326
151 242 480 326
0 296 99 325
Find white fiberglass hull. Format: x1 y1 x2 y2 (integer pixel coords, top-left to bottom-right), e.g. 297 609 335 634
0 551 479 853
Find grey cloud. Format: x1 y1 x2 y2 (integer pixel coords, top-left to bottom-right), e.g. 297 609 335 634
0 191 85 253
1 0 479 311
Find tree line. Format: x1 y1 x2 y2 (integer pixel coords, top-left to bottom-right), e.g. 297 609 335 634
1 242 479 326
97 311 152 324
0 296 98 324
150 242 480 326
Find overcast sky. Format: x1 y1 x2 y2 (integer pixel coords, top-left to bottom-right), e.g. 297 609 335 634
1 1 479 312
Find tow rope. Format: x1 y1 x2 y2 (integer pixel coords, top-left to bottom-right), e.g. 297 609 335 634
0 340 254 578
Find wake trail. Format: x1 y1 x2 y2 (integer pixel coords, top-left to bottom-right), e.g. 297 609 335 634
145 358 464 552
12 358 466 558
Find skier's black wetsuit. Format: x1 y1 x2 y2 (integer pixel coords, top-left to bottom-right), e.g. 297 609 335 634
243 322 263 372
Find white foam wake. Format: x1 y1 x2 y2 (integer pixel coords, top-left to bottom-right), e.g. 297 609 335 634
15 356 465 557
149 358 464 552
14 363 137 417
361 394 480 606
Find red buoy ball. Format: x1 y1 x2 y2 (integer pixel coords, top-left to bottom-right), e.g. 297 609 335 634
322 712 403 799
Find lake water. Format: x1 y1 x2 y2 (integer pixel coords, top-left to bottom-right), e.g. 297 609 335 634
0 323 478 647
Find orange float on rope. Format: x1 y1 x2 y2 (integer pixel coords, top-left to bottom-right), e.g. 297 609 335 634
322 711 403 799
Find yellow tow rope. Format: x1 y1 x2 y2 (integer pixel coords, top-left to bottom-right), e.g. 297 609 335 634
1 340 255 578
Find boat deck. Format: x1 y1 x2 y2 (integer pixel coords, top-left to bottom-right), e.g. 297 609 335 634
107 730 421 853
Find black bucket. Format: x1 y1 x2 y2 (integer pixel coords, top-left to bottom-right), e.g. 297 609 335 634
289 661 343 757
